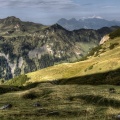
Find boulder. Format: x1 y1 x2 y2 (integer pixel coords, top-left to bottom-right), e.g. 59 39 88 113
115 115 120 120
33 102 41 107
109 88 116 93
0 104 12 110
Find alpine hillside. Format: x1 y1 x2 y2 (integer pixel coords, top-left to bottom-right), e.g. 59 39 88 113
6 28 120 86
2 28 120 120
0 16 119 80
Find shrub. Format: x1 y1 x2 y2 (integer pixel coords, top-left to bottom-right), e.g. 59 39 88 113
88 65 94 70
109 28 120 39
21 91 38 99
6 74 29 86
87 45 102 57
109 42 119 50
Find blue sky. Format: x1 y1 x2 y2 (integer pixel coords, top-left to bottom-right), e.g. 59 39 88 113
0 0 120 25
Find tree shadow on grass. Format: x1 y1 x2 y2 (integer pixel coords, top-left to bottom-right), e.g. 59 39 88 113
57 68 120 85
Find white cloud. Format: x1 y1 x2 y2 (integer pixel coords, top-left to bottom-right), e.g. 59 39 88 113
0 0 79 10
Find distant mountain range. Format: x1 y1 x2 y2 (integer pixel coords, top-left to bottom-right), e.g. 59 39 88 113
57 18 120 30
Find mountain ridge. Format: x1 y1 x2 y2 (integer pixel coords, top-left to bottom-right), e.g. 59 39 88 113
57 18 120 31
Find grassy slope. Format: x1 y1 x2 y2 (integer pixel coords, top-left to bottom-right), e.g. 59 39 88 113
0 83 120 120
25 37 120 84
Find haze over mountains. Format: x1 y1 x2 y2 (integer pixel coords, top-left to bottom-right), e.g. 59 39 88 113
0 16 119 80
57 17 120 30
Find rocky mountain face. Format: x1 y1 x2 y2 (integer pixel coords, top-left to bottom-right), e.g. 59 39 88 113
0 16 118 80
57 18 120 31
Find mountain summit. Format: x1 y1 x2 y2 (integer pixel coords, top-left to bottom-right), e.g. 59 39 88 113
0 16 21 25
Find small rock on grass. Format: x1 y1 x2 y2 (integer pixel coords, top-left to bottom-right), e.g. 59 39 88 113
0 104 12 110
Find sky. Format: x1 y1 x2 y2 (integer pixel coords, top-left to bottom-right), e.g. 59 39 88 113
0 0 120 25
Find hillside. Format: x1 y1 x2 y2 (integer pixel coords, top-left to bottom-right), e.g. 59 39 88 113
25 36 120 84
57 18 120 30
1 35 120 120
0 16 118 80
2 25 120 120
6 33 120 85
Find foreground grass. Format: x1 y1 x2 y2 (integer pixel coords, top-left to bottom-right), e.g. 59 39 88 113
0 83 120 120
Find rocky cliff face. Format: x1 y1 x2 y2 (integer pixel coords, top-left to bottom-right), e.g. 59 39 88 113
100 35 110 45
0 16 118 80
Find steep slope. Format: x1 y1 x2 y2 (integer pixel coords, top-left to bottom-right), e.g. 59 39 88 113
0 16 118 80
57 18 120 30
10 32 120 85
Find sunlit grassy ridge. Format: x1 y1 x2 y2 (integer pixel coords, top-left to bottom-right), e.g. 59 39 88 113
23 37 120 84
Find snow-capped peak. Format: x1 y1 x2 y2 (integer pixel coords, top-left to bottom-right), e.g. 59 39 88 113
88 15 103 19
